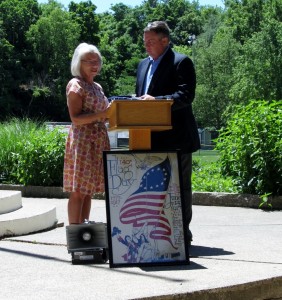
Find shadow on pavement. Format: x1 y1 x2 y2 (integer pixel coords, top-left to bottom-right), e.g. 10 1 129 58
189 245 234 257
0 246 70 264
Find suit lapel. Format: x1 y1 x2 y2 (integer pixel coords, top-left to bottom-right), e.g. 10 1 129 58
148 48 173 94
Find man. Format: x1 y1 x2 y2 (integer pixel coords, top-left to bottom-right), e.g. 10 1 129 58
135 21 200 245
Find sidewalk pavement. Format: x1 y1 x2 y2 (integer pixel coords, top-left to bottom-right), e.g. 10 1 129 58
1 197 282 300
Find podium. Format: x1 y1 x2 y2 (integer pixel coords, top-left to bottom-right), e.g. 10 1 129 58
104 99 190 268
108 100 173 150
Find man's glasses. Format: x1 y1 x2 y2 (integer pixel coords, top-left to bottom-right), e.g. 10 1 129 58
144 37 165 47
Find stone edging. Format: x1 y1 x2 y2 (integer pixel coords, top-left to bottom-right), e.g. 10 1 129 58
0 184 69 199
0 184 104 199
193 192 282 210
1 184 281 209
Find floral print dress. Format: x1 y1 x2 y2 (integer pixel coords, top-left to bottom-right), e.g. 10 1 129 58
63 77 110 195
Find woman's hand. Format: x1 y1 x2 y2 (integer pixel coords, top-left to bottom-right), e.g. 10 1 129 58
67 92 111 125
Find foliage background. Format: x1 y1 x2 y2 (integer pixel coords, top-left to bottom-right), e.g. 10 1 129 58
1 0 281 128
0 0 281 198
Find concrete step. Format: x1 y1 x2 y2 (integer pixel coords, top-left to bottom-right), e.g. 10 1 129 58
0 193 57 238
0 190 22 214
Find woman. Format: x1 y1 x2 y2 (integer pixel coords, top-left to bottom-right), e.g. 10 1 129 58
63 43 111 224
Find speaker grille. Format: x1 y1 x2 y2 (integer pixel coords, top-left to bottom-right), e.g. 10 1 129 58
66 223 108 251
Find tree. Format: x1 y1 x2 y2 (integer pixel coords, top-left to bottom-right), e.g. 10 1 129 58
27 5 80 82
0 0 40 50
0 0 42 119
0 22 17 120
229 19 282 103
97 4 145 96
193 29 240 128
225 0 265 44
168 0 203 45
199 7 223 45
69 1 100 45
26 3 80 120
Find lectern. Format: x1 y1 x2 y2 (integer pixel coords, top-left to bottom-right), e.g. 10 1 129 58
108 100 173 150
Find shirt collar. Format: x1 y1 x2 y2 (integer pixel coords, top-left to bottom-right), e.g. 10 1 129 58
149 46 170 63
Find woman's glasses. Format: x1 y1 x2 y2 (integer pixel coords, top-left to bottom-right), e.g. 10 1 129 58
81 60 100 66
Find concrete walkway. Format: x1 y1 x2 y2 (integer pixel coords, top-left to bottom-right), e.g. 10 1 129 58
1 197 282 300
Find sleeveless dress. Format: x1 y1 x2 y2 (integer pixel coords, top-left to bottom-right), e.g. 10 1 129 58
63 77 110 195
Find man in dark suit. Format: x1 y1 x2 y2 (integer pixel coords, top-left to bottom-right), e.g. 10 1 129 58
135 21 200 245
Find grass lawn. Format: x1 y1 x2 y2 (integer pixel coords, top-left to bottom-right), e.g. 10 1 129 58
192 149 220 163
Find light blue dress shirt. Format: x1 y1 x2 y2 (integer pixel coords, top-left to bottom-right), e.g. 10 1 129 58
143 47 169 95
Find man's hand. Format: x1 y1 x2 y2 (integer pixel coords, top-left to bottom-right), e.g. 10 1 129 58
140 94 156 100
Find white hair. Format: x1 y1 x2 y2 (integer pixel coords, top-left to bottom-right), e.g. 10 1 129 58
70 43 102 77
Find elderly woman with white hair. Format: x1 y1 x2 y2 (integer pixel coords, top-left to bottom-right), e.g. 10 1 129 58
63 43 111 224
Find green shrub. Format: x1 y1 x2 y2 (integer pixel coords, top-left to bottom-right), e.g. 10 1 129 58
216 100 282 196
0 118 42 183
0 118 67 186
192 158 238 193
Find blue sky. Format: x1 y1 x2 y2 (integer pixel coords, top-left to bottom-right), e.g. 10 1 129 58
37 0 224 13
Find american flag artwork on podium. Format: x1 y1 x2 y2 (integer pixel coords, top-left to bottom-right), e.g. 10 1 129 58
119 156 177 248
104 151 189 268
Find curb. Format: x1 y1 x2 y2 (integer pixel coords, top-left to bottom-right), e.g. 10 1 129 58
141 276 282 300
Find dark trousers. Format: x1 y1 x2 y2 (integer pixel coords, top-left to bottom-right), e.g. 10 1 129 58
180 153 193 240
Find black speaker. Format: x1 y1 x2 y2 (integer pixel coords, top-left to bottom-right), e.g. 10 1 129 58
66 222 108 264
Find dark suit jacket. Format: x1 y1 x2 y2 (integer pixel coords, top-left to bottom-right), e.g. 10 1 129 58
135 47 200 153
